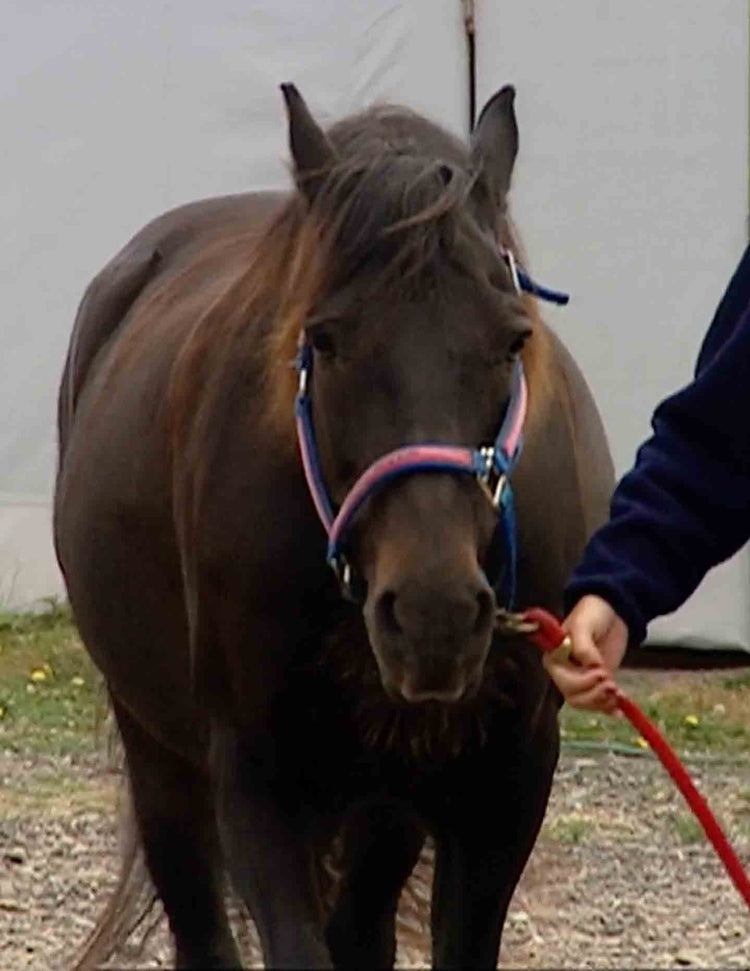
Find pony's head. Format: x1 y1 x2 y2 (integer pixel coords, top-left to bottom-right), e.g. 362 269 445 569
284 84 533 705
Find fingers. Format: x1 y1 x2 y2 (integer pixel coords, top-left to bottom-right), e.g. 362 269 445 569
543 657 603 696
541 595 630 713
568 678 619 714
562 593 629 671
565 628 605 669
544 655 619 712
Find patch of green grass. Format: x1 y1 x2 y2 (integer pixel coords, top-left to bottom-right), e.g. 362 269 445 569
561 710 636 747
547 815 590 845
672 812 704 845
723 671 750 691
0 597 72 632
0 601 106 756
637 695 749 752
560 670 750 757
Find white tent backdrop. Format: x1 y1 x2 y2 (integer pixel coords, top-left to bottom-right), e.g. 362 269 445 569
476 1 749 648
3 1 749 651
1 0 467 606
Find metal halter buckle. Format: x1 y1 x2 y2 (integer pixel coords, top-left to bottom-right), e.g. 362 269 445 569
494 609 539 636
478 445 495 479
330 553 350 587
476 447 507 511
330 553 364 603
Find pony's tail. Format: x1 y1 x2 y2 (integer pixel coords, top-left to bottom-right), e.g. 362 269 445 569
70 739 160 970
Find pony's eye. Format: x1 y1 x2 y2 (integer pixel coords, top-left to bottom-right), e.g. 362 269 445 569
309 327 336 358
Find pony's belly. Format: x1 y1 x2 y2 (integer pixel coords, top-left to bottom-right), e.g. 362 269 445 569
55 449 204 764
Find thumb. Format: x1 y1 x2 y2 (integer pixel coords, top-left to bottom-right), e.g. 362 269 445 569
563 595 618 669
564 621 606 669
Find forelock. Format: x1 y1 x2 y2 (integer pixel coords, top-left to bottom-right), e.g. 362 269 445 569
310 106 483 293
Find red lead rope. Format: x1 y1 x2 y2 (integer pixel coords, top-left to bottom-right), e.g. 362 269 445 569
521 606 750 912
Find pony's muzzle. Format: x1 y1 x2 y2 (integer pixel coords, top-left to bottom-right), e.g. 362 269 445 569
365 575 496 704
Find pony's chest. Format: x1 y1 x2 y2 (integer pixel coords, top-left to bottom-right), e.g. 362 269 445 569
278 631 530 807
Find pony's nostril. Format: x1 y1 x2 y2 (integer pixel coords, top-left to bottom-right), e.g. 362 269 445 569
376 590 401 637
474 588 495 637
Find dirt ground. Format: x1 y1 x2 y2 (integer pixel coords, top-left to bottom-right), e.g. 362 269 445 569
1 742 748 970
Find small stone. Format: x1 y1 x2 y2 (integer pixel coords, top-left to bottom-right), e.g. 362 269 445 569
675 951 699 966
0 899 24 912
4 847 26 864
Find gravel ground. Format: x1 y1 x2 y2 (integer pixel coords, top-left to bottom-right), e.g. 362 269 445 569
1 747 748 969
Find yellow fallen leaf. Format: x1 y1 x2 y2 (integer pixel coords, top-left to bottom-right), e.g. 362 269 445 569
71 676 84 687
30 669 47 683
684 714 700 728
636 736 649 749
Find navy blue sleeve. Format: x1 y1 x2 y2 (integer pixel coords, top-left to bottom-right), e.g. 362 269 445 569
565 244 750 644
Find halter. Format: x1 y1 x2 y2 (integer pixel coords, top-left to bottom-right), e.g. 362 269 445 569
294 249 569 606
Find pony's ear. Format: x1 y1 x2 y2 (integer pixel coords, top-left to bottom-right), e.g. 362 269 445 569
470 85 518 216
280 83 335 204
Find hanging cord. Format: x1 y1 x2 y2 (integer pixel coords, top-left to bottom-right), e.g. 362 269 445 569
497 605 750 912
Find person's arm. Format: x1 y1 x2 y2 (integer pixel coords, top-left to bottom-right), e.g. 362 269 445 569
550 245 750 709
566 301 750 643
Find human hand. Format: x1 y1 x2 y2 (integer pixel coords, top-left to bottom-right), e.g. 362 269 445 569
544 595 629 713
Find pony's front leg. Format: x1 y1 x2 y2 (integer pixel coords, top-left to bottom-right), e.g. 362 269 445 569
430 716 559 969
211 724 332 970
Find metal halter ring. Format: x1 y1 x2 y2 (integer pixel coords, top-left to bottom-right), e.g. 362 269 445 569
493 473 508 509
504 248 521 295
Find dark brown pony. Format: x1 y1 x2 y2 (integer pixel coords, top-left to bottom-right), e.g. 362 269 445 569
55 84 613 969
